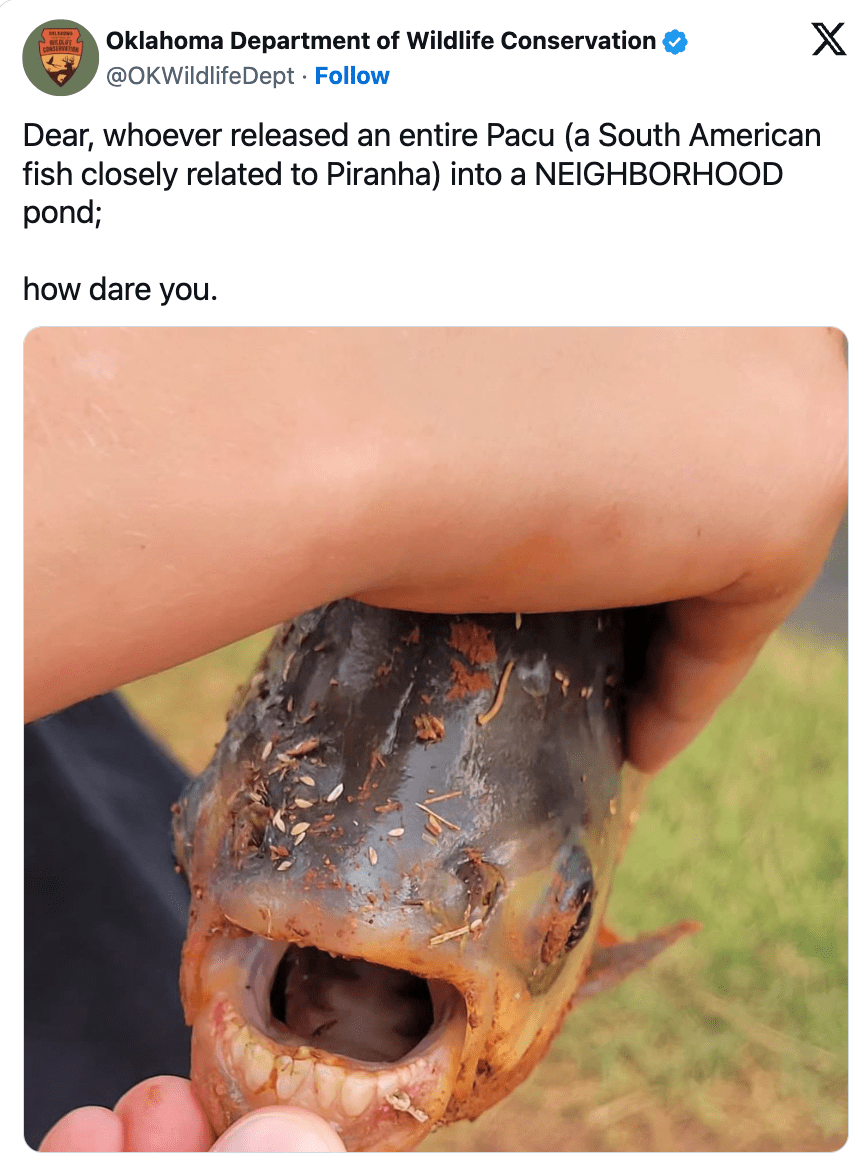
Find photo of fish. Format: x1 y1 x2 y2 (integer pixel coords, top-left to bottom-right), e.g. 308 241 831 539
173 604 697 1149
25 328 846 1150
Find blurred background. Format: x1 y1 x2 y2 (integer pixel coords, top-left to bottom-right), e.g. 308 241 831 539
122 518 847 1151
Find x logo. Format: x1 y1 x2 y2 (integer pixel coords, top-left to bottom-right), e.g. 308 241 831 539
812 22 846 54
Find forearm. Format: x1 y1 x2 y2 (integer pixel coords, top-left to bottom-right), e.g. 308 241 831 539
25 327 846 737
25 328 391 719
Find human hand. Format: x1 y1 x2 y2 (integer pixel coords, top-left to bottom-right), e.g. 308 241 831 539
39 1076 346 1152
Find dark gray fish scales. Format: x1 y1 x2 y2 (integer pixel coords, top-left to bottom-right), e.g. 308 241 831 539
173 601 695 1150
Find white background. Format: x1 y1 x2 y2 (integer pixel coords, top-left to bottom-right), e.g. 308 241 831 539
3 0 853 1153
2 0 854 327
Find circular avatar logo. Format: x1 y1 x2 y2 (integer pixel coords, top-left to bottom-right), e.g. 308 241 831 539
22 19 99 94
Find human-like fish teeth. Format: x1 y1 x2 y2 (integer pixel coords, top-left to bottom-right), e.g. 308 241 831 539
243 1042 274 1092
274 1056 300 1101
314 1062 346 1110
265 1047 430 1123
374 1070 404 1100
230 1025 251 1068
219 984 451 1128
340 1074 376 1118
278 1054 312 1099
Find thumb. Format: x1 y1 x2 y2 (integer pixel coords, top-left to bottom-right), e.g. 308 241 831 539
210 1107 347 1152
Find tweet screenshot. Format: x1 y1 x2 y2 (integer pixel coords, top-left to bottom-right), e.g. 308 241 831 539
9 0 849 1153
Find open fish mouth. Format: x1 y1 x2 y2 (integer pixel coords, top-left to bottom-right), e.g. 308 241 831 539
195 928 469 1147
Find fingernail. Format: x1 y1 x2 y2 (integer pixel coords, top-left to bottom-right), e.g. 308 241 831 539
211 1107 346 1152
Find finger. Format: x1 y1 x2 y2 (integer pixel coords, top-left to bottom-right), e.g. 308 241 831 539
627 591 792 772
210 1107 346 1152
39 1106 124 1151
113 1075 215 1152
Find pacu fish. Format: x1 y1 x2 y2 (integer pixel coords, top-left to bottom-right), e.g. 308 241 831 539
173 601 695 1150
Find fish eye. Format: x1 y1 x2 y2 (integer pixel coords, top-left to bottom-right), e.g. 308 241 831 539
538 868 595 969
564 888 593 951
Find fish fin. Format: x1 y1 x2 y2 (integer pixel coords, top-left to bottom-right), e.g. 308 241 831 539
596 923 623 947
576 919 701 1003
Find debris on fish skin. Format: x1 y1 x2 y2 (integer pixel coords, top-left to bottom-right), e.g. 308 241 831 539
386 1091 429 1122
413 714 445 742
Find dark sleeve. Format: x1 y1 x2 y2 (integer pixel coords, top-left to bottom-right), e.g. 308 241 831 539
25 693 192 1147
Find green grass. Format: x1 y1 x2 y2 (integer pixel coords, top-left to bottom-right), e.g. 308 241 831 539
122 627 847 1148
123 629 276 772
547 630 847 1130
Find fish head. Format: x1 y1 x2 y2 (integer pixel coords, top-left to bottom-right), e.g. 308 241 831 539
174 602 647 1150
